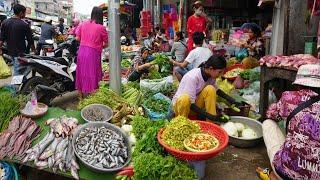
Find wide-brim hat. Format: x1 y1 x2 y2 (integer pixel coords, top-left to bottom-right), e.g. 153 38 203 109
293 64 320 88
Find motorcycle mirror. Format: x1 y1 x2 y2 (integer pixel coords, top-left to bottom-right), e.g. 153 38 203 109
45 39 54 44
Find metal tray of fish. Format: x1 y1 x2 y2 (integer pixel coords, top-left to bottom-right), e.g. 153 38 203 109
72 122 131 172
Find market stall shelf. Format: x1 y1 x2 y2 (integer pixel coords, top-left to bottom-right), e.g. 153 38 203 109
4 108 115 180
259 66 297 119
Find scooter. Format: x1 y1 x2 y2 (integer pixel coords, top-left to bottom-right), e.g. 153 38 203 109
38 39 55 57
15 38 78 105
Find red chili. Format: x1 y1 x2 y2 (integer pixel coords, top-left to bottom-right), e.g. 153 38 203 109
117 169 134 176
121 166 134 171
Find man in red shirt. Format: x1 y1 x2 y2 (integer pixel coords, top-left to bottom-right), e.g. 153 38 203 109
187 1 206 52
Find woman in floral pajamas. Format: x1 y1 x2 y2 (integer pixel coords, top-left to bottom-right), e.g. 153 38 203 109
257 64 320 180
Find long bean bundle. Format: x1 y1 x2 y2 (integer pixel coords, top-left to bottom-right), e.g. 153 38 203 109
0 92 23 132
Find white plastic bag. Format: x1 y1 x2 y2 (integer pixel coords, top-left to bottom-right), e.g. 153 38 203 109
140 76 173 92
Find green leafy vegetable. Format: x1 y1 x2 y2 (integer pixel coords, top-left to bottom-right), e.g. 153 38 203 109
121 59 132 68
78 85 126 110
239 68 260 82
143 96 170 114
0 92 25 132
131 115 166 140
132 119 167 157
149 54 172 78
133 153 197 180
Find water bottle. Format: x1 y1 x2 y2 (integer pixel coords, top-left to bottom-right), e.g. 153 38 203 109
31 91 38 107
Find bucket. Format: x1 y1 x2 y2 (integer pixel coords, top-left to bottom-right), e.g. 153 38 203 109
304 42 316 55
189 160 206 179
303 36 317 55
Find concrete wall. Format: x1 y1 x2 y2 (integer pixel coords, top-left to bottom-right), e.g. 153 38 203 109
288 0 320 54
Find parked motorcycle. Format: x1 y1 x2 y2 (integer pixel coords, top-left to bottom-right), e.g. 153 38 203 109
16 38 79 105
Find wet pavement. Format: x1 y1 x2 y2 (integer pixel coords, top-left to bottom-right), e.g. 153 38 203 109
205 144 270 180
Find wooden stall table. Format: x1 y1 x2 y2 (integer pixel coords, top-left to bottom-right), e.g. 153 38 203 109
4 108 116 180
259 66 297 120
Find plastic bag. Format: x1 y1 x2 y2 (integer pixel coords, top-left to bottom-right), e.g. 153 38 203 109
140 76 173 92
0 56 11 79
242 90 277 113
143 93 173 120
236 48 248 60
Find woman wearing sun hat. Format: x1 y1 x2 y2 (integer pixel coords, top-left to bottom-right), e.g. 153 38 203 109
256 64 320 180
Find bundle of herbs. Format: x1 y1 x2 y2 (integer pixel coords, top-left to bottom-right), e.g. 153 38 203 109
78 85 126 110
131 116 197 180
143 96 170 114
133 153 197 180
0 92 25 132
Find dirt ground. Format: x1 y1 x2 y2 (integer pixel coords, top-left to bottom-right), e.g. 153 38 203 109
0 77 270 180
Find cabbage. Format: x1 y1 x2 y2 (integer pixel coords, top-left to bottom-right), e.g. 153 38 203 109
121 124 133 135
128 133 137 145
222 122 238 137
234 123 245 132
242 128 257 139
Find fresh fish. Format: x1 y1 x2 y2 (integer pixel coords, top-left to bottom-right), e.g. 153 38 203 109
71 166 79 180
35 159 48 170
48 157 53 168
74 126 128 170
33 132 55 157
54 138 69 160
58 162 64 172
39 137 62 160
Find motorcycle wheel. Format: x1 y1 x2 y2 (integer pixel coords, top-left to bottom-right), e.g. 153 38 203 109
20 76 52 105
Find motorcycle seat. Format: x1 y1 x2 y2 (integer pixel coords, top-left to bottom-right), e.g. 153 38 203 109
28 55 69 66
42 57 69 66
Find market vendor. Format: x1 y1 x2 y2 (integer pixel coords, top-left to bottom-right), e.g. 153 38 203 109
170 31 187 63
242 23 265 59
187 1 206 53
256 64 320 180
128 47 153 81
171 32 212 81
172 55 240 121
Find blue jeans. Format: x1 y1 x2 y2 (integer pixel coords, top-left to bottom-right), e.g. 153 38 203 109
12 57 22 76
176 64 193 77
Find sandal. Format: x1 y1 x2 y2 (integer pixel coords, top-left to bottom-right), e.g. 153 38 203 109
256 167 272 180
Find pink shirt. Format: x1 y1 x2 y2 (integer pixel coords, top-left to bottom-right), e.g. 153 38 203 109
76 20 108 52
173 68 215 104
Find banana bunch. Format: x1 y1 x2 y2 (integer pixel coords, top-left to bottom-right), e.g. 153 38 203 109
122 87 143 106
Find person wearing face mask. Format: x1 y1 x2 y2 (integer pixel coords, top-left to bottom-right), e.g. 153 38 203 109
187 1 206 53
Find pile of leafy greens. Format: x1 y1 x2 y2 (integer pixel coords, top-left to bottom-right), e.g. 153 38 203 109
131 115 197 180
